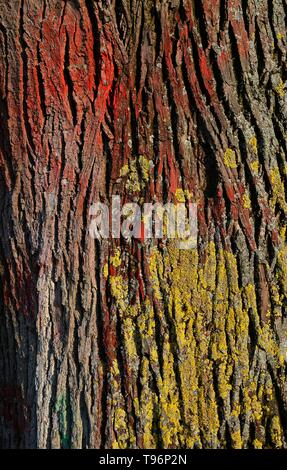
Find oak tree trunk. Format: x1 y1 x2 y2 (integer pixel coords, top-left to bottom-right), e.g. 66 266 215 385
1 0 287 449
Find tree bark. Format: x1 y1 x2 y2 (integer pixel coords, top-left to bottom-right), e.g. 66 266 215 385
0 0 287 449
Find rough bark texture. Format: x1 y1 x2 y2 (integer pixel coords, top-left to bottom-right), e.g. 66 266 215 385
1 0 287 449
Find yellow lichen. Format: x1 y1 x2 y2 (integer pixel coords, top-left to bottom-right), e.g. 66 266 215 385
120 155 150 193
103 263 109 278
258 323 283 367
109 229 287 448
231 430 242 449
270 415 283 448
110 248 122 268
249 136 258 154
175 188 192 203
110 360 130 448
138 357 157 448
122 317 139 369
110 275 128 313
253 439 263 449
270 167 287 211
250 160 259 174
275 78 286 98
138 155 150 183
120 164 129 177
224 148 237 169
148 247 164 301
242 192 251 209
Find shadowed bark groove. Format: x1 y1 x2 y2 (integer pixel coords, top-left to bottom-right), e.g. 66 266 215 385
0 0 287 449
